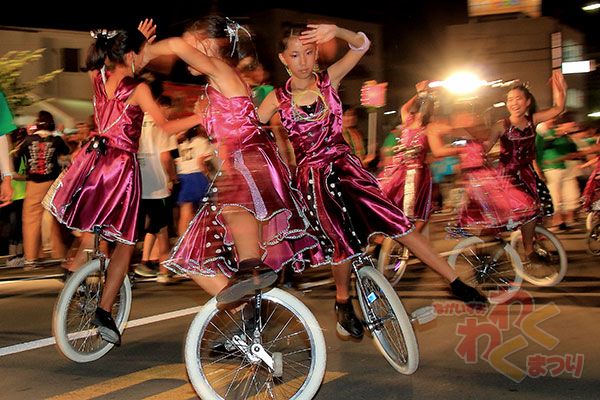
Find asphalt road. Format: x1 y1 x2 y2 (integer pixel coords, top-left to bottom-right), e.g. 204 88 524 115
0 221 598 400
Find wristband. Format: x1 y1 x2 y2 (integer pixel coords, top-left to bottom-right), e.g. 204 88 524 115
348 32 370 52
1 172 13 179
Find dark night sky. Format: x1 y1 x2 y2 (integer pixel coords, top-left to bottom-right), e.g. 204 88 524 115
1 1 599 109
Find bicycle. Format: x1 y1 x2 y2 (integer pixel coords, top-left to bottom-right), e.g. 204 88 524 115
52 227 133 363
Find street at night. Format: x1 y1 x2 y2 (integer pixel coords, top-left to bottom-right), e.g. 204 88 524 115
1 215 598 399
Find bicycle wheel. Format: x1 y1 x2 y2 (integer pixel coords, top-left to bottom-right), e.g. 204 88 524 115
509 225 568 286
355 264 419 374
448 237 523 304
587 222 600 256
53 259 132 362
586 212 599 232
185 288 326 400
377 237 408 287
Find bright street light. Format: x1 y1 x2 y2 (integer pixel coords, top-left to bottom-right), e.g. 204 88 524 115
582 2 600 11
429 72 487 94
588 111 600 118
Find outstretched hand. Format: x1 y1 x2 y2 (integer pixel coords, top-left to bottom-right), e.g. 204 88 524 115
138 18 156 42
137 18 157 69
300 24 337 45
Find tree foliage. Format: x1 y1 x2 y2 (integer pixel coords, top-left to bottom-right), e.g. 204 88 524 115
0 48 62 113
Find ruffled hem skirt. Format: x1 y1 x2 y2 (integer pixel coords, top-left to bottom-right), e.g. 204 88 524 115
43 146 140 245
164 144 321 277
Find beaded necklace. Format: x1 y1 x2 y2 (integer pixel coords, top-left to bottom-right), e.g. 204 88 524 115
286 74 330 123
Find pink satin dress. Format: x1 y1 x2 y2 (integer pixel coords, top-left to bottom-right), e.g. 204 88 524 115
379 117 432 222
165 85 320 277
44 71 143 245
277 72 413 266
456 141 538 233
583 160 600 212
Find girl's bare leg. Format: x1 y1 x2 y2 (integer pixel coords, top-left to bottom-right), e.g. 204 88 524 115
396 231 457 282
99 243 135 311
521 219 536 255
221 207 260 261
67 232 95 271
332 261 352 302
191 273 229 296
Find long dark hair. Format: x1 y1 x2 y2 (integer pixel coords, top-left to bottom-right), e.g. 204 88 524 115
85 29 146 71
508 83 537 116
186 15 255 63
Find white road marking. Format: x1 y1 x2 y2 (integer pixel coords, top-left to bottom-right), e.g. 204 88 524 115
0 305 202 358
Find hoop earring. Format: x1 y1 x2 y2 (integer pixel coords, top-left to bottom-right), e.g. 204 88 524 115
285 65 292 76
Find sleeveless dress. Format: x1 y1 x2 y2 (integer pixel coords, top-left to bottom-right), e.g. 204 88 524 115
498 117 553 217
455 141 538 233
164 85 320 277
379 116 432 221
276 72 413 265
44 70 143 245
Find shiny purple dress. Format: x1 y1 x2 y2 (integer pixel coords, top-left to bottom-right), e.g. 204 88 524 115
498 117 553 217
583 160 600 212
456 141 538 232
277 72 413 265
44 70 143 244
165 85 320 277
379 116 432 222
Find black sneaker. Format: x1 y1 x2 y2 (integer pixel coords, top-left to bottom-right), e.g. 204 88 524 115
450 279 488 310
335 300 364 339
91 307 121 346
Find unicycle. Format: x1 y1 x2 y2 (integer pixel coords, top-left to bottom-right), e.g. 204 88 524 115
509 225 568 286
185 287 326 399
52 228 132 362
353 255 428 375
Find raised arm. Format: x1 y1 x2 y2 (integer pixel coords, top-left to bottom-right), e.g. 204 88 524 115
400 81 430 123
426 122 464 158
300 24 370 89
532 70 567 125
144 37 221 78
132 83 201 135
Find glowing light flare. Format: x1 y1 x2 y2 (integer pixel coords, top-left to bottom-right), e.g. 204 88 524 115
428 72 487 94
588 111 600 118
493 102 506 108
582 2 600 11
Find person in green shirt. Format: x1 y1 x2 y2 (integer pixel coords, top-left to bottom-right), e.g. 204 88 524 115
535 114 580 230
0 91 17 207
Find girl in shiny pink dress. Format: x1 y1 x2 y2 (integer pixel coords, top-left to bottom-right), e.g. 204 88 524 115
44 23 201 345
483 73 566 265
144 17 320 305
428 105 538 234
379 81 435 232
258 24 487 339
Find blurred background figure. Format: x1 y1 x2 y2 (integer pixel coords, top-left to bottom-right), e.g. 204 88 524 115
535 112 580 231
16 111 70 269
174 124 213 237
135 95 179 284
341 105 369 165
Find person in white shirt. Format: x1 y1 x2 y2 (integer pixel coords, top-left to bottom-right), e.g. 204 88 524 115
136 95 178 283
175 125 213 236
